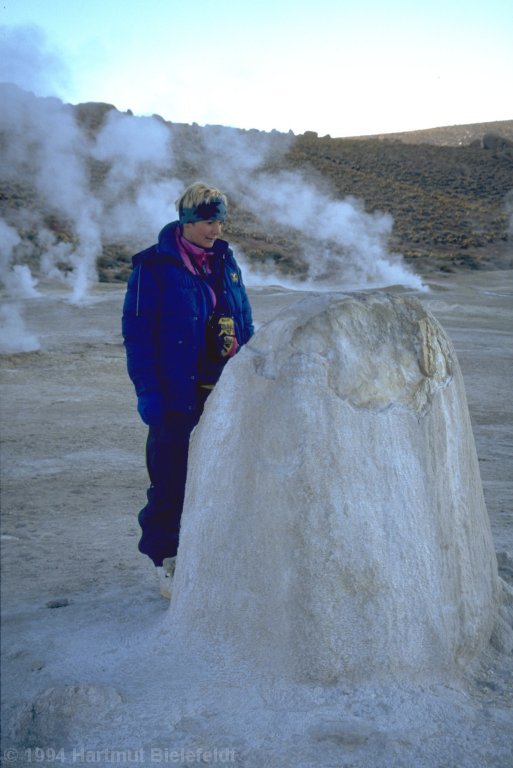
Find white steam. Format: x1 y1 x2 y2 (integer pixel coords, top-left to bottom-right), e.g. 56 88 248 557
0 220 41 352
0 83 101 303
92 110 181 242
0 304 40 354
0 25 426 353
199 128 425 291
248 172 423 291
0 84 179 307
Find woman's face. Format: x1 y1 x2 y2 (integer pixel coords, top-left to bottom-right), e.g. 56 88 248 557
183 219 223 249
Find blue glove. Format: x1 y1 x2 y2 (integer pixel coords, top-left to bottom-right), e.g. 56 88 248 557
137 392 165 426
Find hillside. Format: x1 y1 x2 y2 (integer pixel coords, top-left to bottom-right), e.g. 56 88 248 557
1 86 512 283
101 115 513 279
361 120 513 146
286 126 513 273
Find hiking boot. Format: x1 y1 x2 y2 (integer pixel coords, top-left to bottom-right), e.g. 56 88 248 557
156 556 177 599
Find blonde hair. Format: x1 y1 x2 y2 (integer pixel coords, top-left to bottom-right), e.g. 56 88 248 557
175 182 228 214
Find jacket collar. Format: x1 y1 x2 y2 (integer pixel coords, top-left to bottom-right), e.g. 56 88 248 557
157 220 229 259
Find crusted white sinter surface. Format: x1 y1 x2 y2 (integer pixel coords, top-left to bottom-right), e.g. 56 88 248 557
1 277 512 766
171 292 500 683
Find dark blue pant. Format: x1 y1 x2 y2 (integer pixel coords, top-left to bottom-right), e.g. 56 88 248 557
137 395 209 566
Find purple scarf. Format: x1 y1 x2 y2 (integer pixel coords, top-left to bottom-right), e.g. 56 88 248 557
175 229 216 308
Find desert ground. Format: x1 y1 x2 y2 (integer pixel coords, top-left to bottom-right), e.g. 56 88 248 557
1 268 512 767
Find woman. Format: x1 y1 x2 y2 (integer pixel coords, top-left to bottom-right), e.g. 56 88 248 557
122 182 254 596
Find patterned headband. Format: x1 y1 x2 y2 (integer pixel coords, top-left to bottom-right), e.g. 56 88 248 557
179 199 227 224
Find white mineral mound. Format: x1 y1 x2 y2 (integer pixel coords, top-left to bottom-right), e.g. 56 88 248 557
170 292 501 683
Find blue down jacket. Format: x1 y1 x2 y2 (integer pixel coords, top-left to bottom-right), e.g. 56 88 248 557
122 221 254 422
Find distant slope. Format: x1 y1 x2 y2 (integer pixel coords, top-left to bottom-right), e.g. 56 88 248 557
1 86 512 281
359 120 513 146
286 128 513 272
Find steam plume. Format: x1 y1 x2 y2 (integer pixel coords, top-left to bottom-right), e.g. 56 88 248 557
1 24 427 355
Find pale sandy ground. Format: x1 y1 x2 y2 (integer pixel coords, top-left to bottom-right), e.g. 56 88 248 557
1 270 512 767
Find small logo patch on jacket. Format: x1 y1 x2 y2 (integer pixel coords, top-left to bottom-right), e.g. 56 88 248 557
230 271 239 283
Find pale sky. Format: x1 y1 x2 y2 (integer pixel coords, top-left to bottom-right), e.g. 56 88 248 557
1 0 512 137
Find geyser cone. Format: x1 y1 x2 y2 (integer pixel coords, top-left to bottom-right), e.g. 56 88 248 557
170 292 500 683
